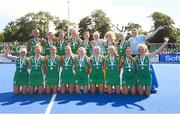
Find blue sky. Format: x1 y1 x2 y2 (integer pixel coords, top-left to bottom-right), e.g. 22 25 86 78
0 0 179 32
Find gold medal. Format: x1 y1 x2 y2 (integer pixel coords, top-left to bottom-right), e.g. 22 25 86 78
128 69 131 72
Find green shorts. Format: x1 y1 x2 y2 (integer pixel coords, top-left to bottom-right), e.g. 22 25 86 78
13 70 29 86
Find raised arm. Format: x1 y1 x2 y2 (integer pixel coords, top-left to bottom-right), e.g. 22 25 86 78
148 37 169 58
4 49 18 61
146 25 167 40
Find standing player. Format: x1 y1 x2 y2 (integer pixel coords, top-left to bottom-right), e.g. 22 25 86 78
68 30 82 54
89 46 105 94
82 31 92 57
5 47 29 95
29 45 45 95
44 46 60 94
105 45 121 94
57 31 67 56
60 45 75 94
135 38 169 96
103 31 116 56
27 29 43 56
116 33 128 59
42 32 57 56
74 47 90 94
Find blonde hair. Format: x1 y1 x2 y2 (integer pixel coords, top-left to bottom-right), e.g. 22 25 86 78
108 45 117 56
93 31 100 38
65 45 73 55
50 46 57 52
137 44 149 55
32 28 39 35
78 47 87 55
83 31 90 38
93 46 101 54
34 44 43 53
104 31 116 41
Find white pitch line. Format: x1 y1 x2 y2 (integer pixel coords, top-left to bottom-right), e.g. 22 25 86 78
45 94 57 114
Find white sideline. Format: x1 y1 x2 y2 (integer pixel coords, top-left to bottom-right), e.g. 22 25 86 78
45 94 57 114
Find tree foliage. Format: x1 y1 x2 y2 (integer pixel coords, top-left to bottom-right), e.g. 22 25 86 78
149 12 176 43
78 9 111 40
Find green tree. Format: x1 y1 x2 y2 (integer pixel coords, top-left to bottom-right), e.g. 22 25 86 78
0 32 4 42
149 12 176 43
78 16 94 40
124 22 142 32
78 9 111 40
3 11 55 42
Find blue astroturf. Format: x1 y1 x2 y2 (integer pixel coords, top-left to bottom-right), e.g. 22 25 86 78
0 64 180 114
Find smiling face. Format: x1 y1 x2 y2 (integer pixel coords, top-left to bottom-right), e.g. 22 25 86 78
125 47 132 56
47 32 53 40
93 32 99 40
50 47 57 56
59 32 64 39
65 46 71 56
131 29 138 37
118 33 125 41
20 51 26 57
83 32 89 40
108 47 115 56
33 31 39 39
106 33 112 41
34 46 41 55
93 47 100 56
72 31 77 39
138 46 145 55
78 47 85 56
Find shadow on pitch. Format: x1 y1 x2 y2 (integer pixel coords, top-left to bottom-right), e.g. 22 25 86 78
56 93 148 111
0 92 53 106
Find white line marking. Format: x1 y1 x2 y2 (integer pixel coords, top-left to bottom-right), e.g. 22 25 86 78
45 94 57 114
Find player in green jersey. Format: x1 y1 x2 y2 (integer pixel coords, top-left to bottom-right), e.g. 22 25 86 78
27 29 43 56
103 31 116 56
57 31 67 56
74 47 90 94
116 33 128 59
121 47 136 96
135 37 169 96
82 32 92 57
105 45 121 94
89 46 105 94
5 47 29 95
60 45 75 94
68 30 82 54
44 46 60 94
42 32 57 56
29 45 45 95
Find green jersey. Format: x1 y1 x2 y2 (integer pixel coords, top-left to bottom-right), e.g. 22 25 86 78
60 56 75 84
46 56 59 85
29 38 42 56
14 57 29 86
43 40 56 56
75 56 89 85
82 40 92 57
105 55 120 85
90 56 104 84
69 38 81 54
117 41 127 58
57 40 67 56
137 55 151 86
29 56 44 86
122 58 136 86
